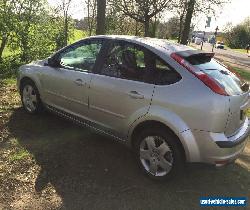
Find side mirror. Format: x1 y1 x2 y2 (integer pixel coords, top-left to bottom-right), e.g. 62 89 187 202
47 57 60 68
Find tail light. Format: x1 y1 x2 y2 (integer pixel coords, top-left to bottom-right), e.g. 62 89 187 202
171 53 229 96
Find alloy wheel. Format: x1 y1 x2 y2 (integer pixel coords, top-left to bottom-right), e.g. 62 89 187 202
139 136 174 177
22 84 38 112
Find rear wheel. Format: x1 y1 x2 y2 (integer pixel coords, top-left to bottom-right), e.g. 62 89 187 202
134 127 184 180
21 81 43 114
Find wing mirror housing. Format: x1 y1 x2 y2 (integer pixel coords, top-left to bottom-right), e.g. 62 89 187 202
46 57 60 68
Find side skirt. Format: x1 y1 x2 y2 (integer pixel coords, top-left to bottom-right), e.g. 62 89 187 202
45 104 127 144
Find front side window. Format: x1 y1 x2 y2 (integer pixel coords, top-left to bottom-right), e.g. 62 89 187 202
59 40 103 72
100 41 181 85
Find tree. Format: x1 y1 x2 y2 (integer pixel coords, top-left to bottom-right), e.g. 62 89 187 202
12 0 46 61
224 18 250 49
55 0 73 47
96 0 106 35
105 0 144 36
8 0 68 61
180 0 195 44
157 17 180 39
119 0 173 37
86 0 97 36
0 0 66 77
172 0 188 43
0 0 17 60
180 0 230 45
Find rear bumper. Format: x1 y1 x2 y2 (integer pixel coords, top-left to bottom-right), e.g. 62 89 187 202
215 118 250 148
186 118 249 165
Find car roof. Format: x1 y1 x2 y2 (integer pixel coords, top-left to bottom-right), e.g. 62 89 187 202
89 35 195 55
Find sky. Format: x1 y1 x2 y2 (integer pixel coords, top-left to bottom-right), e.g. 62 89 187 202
48 0 250 32
196 0 250 31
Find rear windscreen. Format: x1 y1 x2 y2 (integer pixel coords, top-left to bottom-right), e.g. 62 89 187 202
186 56 247 95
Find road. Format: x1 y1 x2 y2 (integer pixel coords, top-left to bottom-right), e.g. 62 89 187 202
191 43 250 70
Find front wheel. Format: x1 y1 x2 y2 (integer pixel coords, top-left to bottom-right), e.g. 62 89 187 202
21 81 43 114
134 127 184 180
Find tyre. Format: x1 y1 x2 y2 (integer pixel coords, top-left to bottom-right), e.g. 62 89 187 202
134 126 184 180
20 80 43 114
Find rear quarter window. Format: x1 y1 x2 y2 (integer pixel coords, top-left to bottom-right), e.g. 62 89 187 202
153 57 182 85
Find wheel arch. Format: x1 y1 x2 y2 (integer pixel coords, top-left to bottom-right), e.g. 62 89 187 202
128 105 201 163
20 77 35 90
19 76 42 96
130 120 187 162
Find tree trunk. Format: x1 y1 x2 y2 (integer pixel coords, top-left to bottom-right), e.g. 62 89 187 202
135 20 138 36
87 0 96 36
96 0 106 35
180 0 195 45
150 16 158 38
144 18 150 37
64 11 68 47
178 12 185 43
0 36 8 60
64 20 68 46
87 0 92 36
21 44 28 62
20 35 29 62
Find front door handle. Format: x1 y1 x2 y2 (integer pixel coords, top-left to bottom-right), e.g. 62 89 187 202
128 91 144 99
74 79 84 86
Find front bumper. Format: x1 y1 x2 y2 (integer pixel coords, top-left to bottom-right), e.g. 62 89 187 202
189 118 250 165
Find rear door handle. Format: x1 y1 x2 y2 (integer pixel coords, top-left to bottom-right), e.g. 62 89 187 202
74 79 84 86
128 91 144 99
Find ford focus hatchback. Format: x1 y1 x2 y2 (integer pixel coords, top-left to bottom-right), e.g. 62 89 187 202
17 35 250 180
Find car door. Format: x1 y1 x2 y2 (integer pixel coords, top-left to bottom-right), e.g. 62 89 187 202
88 40 156 138
40 39 104 118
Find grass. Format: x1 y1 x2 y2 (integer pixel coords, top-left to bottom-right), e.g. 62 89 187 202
223 46 248 55
231 48 248 54
169 39 178 43
69 29 87 44
2 29 87 58
10 148 31 161
2 77 17 85
227 65 250 81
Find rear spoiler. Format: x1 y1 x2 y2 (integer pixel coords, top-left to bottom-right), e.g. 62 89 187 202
175 50 215 65
175 50 215 59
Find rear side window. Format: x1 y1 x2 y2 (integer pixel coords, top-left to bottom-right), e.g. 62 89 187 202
186 56 246 95
99 41 181 85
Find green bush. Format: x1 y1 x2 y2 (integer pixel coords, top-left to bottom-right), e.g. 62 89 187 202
0 55 24 79
224 18 250 49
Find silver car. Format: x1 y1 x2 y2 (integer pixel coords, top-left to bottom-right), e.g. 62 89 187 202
17 35 250 180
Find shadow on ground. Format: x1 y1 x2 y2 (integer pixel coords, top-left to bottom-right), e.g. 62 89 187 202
7 108 250 210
